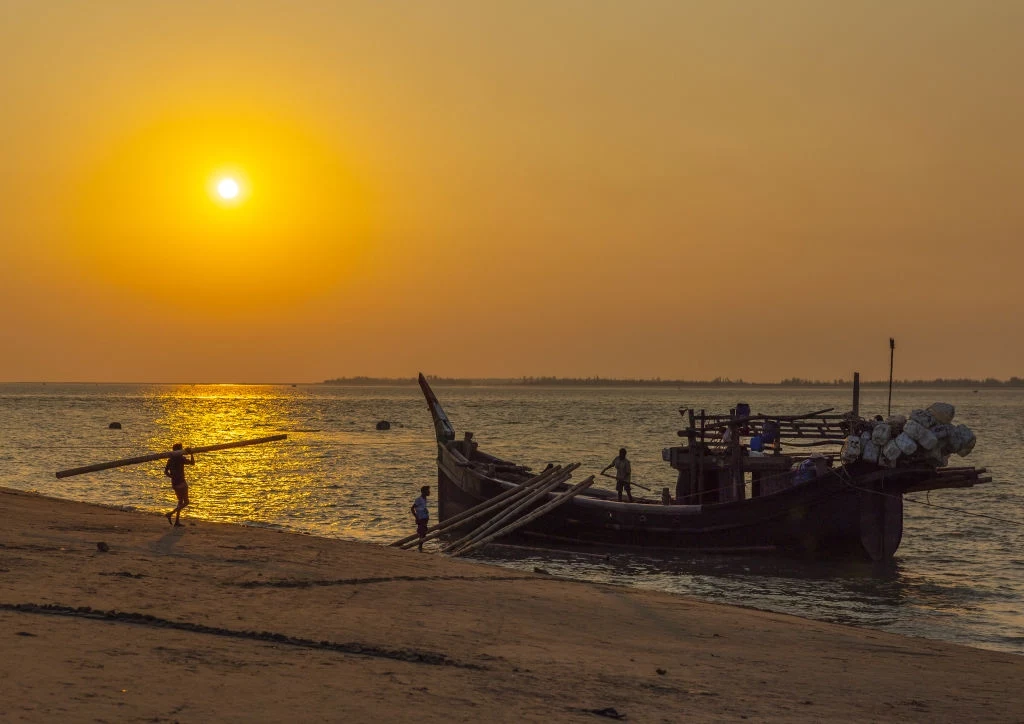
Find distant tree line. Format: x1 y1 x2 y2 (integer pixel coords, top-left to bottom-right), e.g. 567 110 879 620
862 377 1023 388
322 375 1023 387
517 376 750 386
322 375 481 385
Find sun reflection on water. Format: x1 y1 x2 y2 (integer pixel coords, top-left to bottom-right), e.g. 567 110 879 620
145 385 321 526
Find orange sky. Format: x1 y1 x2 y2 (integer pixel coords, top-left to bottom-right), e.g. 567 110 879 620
1 1 1021 382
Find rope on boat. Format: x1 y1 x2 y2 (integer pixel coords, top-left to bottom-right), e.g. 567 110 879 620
836 468 1024 529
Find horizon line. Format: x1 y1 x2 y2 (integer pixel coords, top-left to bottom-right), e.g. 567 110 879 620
2 375 1021 387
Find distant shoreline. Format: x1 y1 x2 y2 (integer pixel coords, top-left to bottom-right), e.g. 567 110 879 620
1 377 1020 388
323 376 1024 388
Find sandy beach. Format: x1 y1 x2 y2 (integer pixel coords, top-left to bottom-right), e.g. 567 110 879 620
1 487 1021 723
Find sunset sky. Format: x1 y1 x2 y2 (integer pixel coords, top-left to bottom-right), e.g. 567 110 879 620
2 1 1021 383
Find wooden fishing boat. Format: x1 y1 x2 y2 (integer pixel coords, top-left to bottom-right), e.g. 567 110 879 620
418 374 990 560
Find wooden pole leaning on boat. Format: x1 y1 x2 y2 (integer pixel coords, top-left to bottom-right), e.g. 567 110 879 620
54 434 288 479
398 465 579 551
452 476 594 557
440 467 577 555
389 464 572 549
390 465 561 547
442 466 579 555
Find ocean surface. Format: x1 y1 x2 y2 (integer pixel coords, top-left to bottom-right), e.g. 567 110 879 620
2 383 1021 655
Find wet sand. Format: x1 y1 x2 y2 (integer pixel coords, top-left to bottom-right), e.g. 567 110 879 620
1 486 1021 722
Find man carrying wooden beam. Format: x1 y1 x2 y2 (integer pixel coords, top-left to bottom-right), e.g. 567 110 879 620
164 443 195 527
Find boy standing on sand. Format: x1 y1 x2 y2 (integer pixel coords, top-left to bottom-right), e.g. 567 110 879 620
410 485 430 552
164 443 195 527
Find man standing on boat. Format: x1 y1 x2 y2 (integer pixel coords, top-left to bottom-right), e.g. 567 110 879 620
602 448 633 502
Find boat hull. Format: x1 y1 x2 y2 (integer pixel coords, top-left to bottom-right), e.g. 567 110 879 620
436 443 903 560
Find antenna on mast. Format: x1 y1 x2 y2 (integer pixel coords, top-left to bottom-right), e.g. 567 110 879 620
887 338 896 416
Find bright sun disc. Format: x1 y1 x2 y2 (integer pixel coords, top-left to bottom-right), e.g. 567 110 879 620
217 178 240 199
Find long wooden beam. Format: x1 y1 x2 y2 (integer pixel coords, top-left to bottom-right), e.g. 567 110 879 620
699 408 837 427
391 464 563 548
443 471 575 555
55 435 288 479
410 465 578 551
904 476 992 493
453 476 595 557
442 473 570 555
390 464 578 549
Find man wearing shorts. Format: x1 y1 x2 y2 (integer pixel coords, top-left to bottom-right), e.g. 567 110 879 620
164 443 195 527
602 447 633 502
410 485 430 552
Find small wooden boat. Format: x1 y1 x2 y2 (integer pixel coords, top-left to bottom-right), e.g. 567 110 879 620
418 374 990 560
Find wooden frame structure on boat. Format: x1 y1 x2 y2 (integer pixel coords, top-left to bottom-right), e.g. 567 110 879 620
417 374 989 561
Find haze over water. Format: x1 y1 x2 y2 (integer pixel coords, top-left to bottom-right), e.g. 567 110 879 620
3 382 1022 655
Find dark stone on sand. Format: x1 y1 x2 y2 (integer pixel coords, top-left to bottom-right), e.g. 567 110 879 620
533 567 550 575
376 420 391 430
656 668 667 675
96 542 109 552
108 422 122 429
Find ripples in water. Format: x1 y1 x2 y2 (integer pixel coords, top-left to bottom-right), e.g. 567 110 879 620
2 382 1021 654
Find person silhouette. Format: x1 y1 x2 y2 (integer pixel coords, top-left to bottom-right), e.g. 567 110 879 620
601 448 633 502
410 485 431 552
164 443 195 527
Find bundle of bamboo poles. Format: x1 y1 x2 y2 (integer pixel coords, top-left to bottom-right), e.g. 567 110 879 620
442 467 584 556
450 475 594 557
389 463 592 555
389 464 576 550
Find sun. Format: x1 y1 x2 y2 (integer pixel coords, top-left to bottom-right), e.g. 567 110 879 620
208 171 247 205
217 177 240 200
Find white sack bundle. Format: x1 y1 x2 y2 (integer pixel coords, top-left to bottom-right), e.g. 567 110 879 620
954 424 977 456
841 435 863 464
927 402 956 424
886 414 907 432
871 423 892 446
904 419 939 451
895 432 918 456
910 409 938 429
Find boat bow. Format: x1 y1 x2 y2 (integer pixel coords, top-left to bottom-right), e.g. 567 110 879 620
418 373 456 445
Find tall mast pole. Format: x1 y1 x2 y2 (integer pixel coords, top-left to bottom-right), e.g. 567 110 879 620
887 338 895 416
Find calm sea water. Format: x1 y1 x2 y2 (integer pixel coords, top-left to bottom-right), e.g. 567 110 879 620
1 383 1021 654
